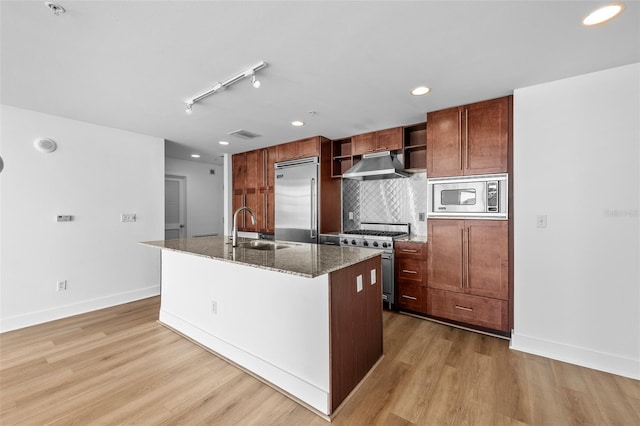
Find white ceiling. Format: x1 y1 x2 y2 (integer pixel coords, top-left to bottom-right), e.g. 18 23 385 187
2 1 638 165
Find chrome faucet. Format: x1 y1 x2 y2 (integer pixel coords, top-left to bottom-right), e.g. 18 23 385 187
232 206 257 247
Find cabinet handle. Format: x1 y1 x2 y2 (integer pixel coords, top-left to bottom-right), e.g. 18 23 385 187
263 193 267 229
460 228 464 288
402 269 418 274
466 227 470 288
242 194 246 228
402 295 418 301
465 108 469 171
402 249 417 253
458 109 463 171
455 305 473 312
263 150 267 185
310 178 316 239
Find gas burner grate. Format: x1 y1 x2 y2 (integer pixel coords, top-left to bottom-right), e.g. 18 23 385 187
343 230 407 237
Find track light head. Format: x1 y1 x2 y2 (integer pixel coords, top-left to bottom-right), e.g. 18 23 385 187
251 75 261 89
185 102 193 114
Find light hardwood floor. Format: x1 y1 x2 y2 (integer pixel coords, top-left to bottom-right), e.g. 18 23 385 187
1 296 638 425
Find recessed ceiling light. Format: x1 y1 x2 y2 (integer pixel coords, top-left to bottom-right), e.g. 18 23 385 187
411 86 431 96
583 3 625 26
219 141 230 145
291 120 304 127
191 154 200 158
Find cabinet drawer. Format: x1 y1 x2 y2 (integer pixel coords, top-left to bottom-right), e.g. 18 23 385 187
396 258 426 285
395 241 427 259
427 289 508 332
396 282 426 313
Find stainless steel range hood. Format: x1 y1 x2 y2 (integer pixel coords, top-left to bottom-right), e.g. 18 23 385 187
342 151 409 180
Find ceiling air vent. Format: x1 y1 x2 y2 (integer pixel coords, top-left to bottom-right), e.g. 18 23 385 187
228 129 261 139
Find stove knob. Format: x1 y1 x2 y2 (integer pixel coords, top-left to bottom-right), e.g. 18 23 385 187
373 241 379 247
351 240 357 245
382 242 388 248
342 239 348 244
363 241 369 247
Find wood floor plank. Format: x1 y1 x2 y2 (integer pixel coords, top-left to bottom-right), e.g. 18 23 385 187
1 296 638 425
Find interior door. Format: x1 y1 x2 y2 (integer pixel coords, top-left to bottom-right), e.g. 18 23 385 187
165 175 186 239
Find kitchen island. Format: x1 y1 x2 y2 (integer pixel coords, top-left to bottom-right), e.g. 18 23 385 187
141 236 383 418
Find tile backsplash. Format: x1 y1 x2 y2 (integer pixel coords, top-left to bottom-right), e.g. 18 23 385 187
342 172 427 236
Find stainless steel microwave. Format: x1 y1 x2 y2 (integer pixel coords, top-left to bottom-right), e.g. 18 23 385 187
427 174 508 220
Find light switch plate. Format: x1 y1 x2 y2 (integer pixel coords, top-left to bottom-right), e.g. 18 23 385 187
57 215 73 222
356 275 363 292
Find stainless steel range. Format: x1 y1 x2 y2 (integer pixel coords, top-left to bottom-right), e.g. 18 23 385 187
340 222 409 305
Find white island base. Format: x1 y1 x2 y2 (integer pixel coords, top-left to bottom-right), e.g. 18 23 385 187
158 249 382 418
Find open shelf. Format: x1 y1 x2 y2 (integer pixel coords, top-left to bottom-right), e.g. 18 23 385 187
332 138 352 158
403 145 426 171
404 122 426 148
332 156 353 178
402 122 427 172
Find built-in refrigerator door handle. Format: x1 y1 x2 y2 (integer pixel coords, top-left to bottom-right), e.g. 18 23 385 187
310 178 316 239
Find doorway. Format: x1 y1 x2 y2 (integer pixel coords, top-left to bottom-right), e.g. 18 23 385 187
165 175 186 239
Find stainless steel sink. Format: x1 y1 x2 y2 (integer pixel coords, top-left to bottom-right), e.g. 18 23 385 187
236 240 294 251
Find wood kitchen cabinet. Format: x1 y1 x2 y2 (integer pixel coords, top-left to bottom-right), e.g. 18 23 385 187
352 127 403 156
233 137 340 235
232 150 259 232
427 219 509 332
276 136 321 162
394 241 428 314
426 96 511 177
256 146 276 233
233 147 276 233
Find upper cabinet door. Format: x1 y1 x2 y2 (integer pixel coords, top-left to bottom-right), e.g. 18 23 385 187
375 127 403 151
244 149 259 190
352 127 403 156
296 137 320 159
464 97 509 175
352 132 376 156
232 153 247 191
427 106 463 177
427 96 511 177
265 146 276 188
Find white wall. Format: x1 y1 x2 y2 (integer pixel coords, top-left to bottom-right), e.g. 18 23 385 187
165 157 223 238
0 106 164 332
511 63 639 379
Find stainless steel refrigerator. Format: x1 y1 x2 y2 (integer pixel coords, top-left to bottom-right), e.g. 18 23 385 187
274 157 319 244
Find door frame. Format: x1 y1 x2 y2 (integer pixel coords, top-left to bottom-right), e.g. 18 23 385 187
165 174 187 239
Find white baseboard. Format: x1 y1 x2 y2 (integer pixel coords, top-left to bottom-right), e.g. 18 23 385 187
510 332 639 380
0 285 160 333
159 310 330 415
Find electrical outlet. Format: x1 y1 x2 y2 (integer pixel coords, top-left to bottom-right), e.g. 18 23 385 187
57 280 67 291
211 300 217 315
57 215 73 222
121 213 136 223
371 269 376 285
356 275 363 292
348 211 354 220
419 212 426 221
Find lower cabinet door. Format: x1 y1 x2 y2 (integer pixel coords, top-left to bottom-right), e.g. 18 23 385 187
427 289 508 332
396 281 426 313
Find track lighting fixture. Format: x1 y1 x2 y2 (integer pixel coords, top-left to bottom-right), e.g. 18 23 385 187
251 74 261 89
184 61 267 114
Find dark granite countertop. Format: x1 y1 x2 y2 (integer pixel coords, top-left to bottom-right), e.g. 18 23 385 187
141 236 382 278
